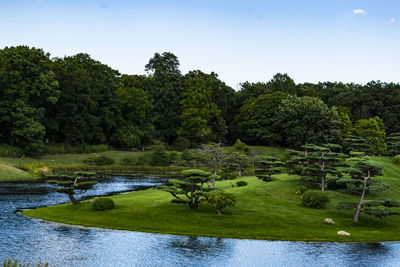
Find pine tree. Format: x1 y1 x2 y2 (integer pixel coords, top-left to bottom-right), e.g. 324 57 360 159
255 156 285 182
336 157 400 222
287 144 348 191
343 135 370 155
47 171 97 204
386 133 400 156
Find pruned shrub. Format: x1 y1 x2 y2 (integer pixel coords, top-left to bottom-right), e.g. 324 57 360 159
221 172 237 180
121 157 135 166
392 155 400 165
150 145 169 166
301 190 330 208
236 180 248 187
92 198 115 211
295 185 308 195
84 155 115 166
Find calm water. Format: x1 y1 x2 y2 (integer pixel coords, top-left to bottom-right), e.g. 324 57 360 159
1 177 400 267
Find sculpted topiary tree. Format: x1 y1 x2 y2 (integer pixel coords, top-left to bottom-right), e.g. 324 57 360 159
287 144 348 191
47 171 97 204
336 158 400 222
386 133 400 156
255 156 285 182
158 169 219 210
343 135 370 155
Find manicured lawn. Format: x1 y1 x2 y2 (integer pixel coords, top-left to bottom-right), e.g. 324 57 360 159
0 162 33 181
23 156 400 242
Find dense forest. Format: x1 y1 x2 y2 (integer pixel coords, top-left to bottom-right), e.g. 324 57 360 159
0 45 399 154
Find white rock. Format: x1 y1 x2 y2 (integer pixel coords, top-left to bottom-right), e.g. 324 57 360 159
337 230 350 236
324 218 335 225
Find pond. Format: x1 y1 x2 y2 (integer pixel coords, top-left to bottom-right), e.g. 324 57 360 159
1 176 400 267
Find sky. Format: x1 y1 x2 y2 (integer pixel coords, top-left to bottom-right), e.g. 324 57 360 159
0 0 399 89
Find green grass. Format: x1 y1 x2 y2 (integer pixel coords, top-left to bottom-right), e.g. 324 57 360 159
0 162 33 181
23 156 400 242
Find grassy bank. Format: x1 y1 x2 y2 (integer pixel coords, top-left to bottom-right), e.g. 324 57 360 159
0 162 33 181
23 156 400 242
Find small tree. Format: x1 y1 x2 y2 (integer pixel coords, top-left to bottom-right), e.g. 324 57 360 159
158 169 219 210
232 139 249 154
336 158 400 222
226 151 250 177
47 171 97 204
255 156 285 182
200 143 226 188
354 116 387 155
207 191 237 215
287 144 348 191
343 135 370 155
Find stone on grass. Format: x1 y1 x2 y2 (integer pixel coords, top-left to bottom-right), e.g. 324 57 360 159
337 230 350 236
324 218 335 225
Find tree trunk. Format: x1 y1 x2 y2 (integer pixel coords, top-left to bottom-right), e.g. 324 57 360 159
321 177 325 192
217 208 222 216
238 169 242 177
354 172 369 223
210 178 215 188
68 194 80 205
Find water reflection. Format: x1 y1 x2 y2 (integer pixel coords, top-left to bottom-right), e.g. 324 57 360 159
2 178 400 266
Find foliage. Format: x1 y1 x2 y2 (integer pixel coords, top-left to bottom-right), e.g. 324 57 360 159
226 151 250 176
83 156 115 166
336 157 400 222
207 191 237 215
44 143 109 154
171 136 191 151
295 185 308 195
0 144 24 157
301 190 330 208
232 139 249 153
393 155 400 165
287 144 348 191
92 198 115 211
220 172 237 180
0 46 59 153
274 96 340 148
199 143 226 175
158 169 219 209
236 180 248 187
3 259 49 267
343 136 370 155
46 171 97 204
354 116 387 155
234 92 287 145
149 145 169 166
386 133 400 156
255 156 285 182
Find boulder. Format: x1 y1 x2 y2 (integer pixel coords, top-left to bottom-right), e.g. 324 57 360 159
337 230 350 236
324 218 335 225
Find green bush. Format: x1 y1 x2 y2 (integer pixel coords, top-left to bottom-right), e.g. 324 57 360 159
236 180 248 187
84 155 115 166
220 172 237 180
121 157 136 166
301 190 330 208
295 185 308 195
392 155 400 165
172 136 191 151
92 198 115 211
150 145 169 166
0 144 24 157
3 259 48 267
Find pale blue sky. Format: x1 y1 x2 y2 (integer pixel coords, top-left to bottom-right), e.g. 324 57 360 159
1 0 399 88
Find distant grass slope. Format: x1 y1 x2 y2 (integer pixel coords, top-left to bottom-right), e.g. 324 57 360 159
0 162 33 181
23 155 400 242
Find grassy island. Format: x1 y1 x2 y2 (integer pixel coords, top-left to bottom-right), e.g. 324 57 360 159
23 156 400 242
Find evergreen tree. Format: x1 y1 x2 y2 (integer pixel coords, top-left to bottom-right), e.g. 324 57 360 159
158 169 219 210
47 171 97 204
287 144 348 191
386 133 400 156
343 135 370 155
255 156 285 182
336 158 400 222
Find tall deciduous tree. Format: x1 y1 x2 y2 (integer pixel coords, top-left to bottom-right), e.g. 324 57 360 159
49 54 120 145
274 96 340 148
0 46 59 153
354 116 387 155
145 52 183 144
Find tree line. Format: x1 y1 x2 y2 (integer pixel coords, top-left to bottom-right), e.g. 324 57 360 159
1 45 399 154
